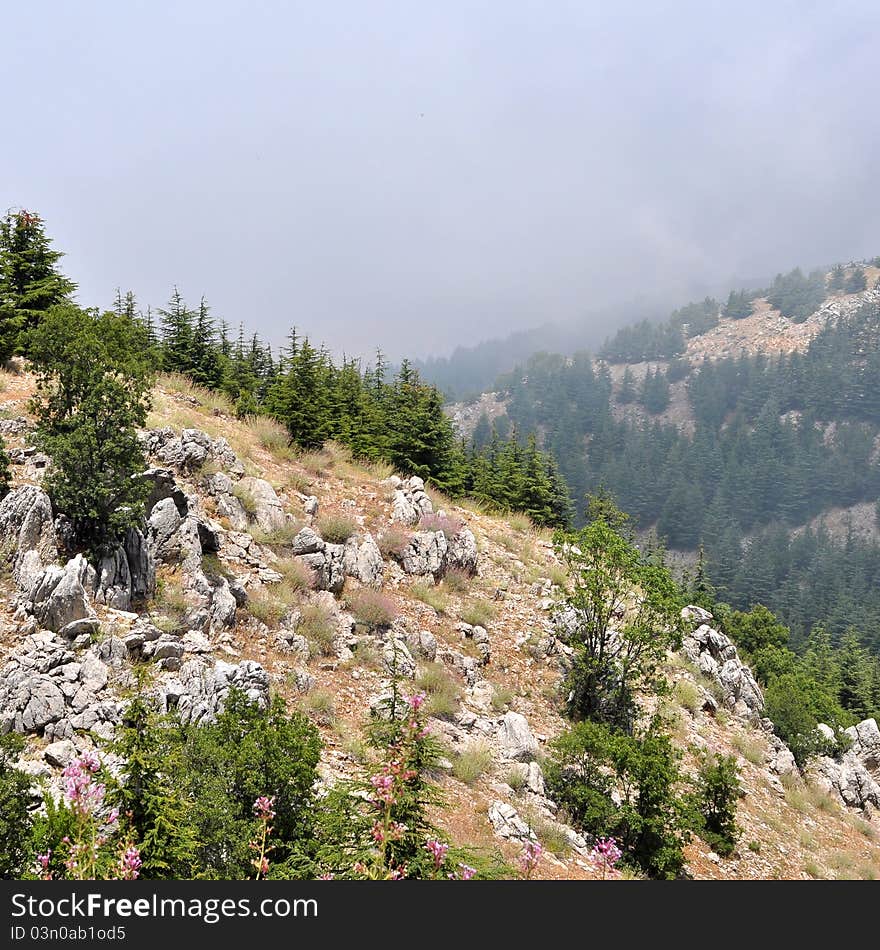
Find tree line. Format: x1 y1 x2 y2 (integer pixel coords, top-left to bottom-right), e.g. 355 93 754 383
0 210 572 542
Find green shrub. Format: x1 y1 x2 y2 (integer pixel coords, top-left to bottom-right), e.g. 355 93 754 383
546 720 689 879
0 733 33 877
28 305 154 549
691 753 740 857
554 507 683 729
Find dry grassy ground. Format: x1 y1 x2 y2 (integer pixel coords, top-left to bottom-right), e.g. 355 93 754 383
1 366 878 879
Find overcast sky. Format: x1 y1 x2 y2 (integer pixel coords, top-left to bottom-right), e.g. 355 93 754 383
3 1 879 359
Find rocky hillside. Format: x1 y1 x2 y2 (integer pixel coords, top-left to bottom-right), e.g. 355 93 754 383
1 368 879 879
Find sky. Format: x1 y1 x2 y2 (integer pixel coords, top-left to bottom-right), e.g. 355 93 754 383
3 1 879 360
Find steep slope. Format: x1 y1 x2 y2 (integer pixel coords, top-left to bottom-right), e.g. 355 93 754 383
1 366 878 879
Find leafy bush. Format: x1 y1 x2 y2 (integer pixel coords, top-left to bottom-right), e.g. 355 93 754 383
554 503 682 730
691 753 740 857
545 720 688 879
347 589 397 630
28 304 153 550
0 733 34 877
317 512 358 544
764 673 841 768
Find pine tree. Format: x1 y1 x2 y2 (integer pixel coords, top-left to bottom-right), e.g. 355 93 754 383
190 297 223 389
0 210 76 361
828 264 846 292
158 287 196 374
844 266 867 294
618 367 636 404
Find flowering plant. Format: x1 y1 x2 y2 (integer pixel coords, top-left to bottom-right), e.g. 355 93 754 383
35 753 141 881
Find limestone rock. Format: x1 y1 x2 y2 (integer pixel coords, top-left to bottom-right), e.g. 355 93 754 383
498 711 539 761
29 555 95 632
342 533 384 587
0 485 58 591
447 527 478 576
238 476 286 533
400 531 448 578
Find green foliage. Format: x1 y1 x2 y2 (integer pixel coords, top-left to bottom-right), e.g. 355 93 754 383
764 673 841 768
178 691 321 878
27 304 153 550
639 368 670 414
691 753 740 857
555 500 683 729
0 435 10 501
844 266 867 294
723 289 755 319
0 733 34 877
106 693 198 878
721 604 790 655
545 721 689 879
600 319 686 363
0 209 76 361
311 683 472 879
828 264 846 292
767 267 826 323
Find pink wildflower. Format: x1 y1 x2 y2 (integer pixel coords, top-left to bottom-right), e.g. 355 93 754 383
518 841 543 877
406 692 427 711
118 846 142 880
253 796 276 820
425 839 449 868
590 837 623 878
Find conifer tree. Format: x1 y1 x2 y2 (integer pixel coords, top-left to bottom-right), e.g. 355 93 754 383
158 287 196 374
0 210 76 361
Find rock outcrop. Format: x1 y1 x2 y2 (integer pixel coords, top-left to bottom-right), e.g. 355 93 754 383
141 427 244 477
680 606 764 721
0 485 58 592
812 718 880 810
164 658 270 726
343 533 384 587
0 631 120 740
389 475 433 526
28 555 96 633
